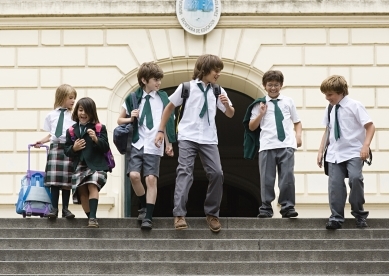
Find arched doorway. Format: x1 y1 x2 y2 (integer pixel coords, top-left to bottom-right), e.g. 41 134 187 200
129 86 261 217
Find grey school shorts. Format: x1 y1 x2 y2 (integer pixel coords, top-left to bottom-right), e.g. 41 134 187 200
127 146 161 178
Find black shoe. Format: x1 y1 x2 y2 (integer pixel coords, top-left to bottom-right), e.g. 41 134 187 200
356 218 368 228
47 208 58 219
282 210 299 218
257 212 273 218
141 219 153 230
326 220 342 230
137 208 147 222
62 209 75 219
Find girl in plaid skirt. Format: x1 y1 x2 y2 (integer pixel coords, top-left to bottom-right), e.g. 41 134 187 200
64 97 110 228
34 84 77 219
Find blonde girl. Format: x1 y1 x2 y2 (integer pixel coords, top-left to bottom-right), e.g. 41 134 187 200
34 84 77 219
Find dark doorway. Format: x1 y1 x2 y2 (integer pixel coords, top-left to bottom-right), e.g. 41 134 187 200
129 86 261 217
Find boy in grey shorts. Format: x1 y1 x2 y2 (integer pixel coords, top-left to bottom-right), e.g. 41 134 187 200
117 62 175 229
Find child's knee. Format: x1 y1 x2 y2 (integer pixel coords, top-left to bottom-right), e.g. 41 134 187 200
145 175 157 186
129 171 141 182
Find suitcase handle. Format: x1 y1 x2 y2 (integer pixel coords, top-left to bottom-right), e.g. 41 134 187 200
27 144 49 173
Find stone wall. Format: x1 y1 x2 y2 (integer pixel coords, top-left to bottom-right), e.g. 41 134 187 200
0 0 388 218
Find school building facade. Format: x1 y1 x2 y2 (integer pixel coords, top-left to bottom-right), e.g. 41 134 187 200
0 0 388 218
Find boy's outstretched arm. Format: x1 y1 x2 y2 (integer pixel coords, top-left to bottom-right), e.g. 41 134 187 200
164 131 174 157
155 102 175 148
361 122 375 160
294 121 302 147
219 94 234 118
317 129 328 168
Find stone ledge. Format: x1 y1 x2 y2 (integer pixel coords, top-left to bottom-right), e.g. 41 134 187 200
0 0 389 16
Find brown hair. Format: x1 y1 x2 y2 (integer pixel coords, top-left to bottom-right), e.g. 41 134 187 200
54 84 77 110
262 70 284 86
192 54 224 81
72 97 100 124
320 75 349 95
137 62 164 88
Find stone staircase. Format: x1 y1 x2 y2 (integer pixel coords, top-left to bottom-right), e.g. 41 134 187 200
0 217 389 275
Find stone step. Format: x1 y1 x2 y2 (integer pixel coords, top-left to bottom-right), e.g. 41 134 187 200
1 228 388 239
1 261 389 275
260 238 389 250
3 238 389 250
2 249 389 262
1 218 389 229
0 238 258 250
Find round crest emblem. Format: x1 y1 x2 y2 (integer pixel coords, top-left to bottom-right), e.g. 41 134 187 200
176 0 221 36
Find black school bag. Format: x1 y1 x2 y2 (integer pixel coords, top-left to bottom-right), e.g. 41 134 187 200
113 93 138 155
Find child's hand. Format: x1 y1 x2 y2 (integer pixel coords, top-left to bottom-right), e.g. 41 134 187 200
218 94 230 106
87 129 98 143
259 102 267 116
360 145 369 160
317 151 323 168
33 142 42 148
165 144 174 157
154 132 164 148
131 109 139 120
296 134 302 148
73 138 86 151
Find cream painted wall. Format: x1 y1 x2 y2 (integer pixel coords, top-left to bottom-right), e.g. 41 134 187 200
0 0 388 218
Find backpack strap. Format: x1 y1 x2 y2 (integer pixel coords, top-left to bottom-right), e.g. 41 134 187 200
95 123 102 136
211 83 221 101
131 92 139 110
327 104 333 124
68 126 76 142
179 82 220 123
177 82 190 129
325 103 372 165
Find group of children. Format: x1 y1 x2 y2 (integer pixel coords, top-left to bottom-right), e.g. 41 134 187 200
33 54 375 231
35 86 109 228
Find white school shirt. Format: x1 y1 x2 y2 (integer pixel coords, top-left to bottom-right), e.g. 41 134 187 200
250 94 300 152
43 108 75 143
169 79 232 145
122 90 164 156
322 96 372 164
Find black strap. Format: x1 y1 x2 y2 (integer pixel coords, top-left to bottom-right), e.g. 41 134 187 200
179 82 221 122
326 104 372 165
126 93 138 156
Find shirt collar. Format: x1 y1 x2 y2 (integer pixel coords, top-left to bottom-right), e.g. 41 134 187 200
142 90 156 99
266 94 284 102
56 107 68 111
195 79 211 89
338 95 349 106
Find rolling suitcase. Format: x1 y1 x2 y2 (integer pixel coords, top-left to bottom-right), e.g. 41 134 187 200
15 144 52 218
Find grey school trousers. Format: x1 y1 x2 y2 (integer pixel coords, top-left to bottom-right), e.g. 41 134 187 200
258 147 296 216
173 140 224 217
328 157 369 223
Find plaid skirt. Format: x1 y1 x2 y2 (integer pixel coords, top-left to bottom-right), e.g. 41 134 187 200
44 143 74 189
71 161 107 205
